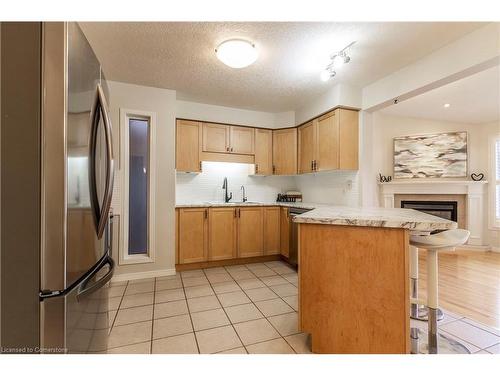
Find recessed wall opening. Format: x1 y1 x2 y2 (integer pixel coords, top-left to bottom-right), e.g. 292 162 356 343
401 200 458 222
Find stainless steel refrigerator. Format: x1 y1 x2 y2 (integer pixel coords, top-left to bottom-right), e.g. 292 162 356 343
1 22 115 353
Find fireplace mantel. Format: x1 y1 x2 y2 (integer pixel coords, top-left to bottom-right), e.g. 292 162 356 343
379 180 488 246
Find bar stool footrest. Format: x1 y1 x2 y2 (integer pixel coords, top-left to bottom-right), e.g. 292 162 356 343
410 328 470 354
411 306 444 322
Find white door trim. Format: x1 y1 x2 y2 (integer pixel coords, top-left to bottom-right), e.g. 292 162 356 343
119 108 157 265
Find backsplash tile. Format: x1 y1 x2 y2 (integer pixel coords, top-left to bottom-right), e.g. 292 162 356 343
176 161 360 206
176 162 296 204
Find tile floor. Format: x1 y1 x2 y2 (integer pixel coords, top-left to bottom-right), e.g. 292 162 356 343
107 260 500 354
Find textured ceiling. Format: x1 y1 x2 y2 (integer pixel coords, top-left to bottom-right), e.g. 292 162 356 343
79 22 485 112
381 65 500 124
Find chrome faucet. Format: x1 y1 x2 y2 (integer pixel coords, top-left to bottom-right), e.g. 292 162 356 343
240 185 247 202
222 177 232 203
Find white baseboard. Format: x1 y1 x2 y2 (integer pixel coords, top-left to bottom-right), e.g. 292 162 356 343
111 268 177 282
460 244 499 253
457 245 491 251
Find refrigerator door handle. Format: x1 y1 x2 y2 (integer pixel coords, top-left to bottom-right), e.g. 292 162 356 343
88 83 115 239
77 255 115 301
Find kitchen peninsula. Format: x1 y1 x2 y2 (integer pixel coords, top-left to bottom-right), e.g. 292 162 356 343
294 206 456 354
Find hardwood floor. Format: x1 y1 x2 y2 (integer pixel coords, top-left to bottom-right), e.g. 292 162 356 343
417 249 500 329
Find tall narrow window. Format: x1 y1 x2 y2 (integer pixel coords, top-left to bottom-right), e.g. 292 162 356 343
128 118 149 255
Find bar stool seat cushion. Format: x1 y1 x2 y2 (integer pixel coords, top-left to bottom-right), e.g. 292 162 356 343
410 229 470 250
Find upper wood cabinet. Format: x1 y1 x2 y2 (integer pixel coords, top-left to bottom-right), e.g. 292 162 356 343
230 126 255 154
272 128 297 175
254 129 273 175
178 208 208 264
316 111 339 171
338 109 359 170
177 107 358 173
298 121 316 174
263 207 280 255
202 123 229 153
208 207 237 261
297 109 358 173
202 123 255 155
237 207 264 258
176 119 202 172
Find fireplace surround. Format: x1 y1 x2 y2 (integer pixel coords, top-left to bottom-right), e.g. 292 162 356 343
379 180 488 246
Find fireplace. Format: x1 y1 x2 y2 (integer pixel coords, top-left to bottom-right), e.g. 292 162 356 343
379 181 487 246
401 200 458 222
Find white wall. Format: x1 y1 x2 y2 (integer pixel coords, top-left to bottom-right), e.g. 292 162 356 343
108 81 177 277
294 171 360 206
371 113 493 181
176 99 295 129
294 83 362 125
176 162 296 204
365 112 498 247
362 23 500 111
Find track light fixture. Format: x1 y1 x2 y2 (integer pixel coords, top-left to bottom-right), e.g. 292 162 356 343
320 41 356 82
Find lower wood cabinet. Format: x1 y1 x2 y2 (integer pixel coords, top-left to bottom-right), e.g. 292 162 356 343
178 208 208 264
263 207 280 255
208 207 237 261
176 205 283 265
280 207 290 258
237 207 264 258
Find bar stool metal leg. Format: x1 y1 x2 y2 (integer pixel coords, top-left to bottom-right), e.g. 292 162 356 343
426 249 439 354
410 246 419 319
410 245 444 322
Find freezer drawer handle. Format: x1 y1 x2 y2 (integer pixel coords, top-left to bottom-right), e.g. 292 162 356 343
39 254 114 300
77 256 115 301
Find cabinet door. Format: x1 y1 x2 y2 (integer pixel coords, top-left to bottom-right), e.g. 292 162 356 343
272 128 297 175
202 123 229 153
263 207 280 255
230 126 255 155
298 121 316 174
208 207 237 261
238 207 264 258
254 128 273 175
175 209 179 264
339 109 359 170
280 207 290 258
316 111 339 171
178 208 208 264
176 119 202 172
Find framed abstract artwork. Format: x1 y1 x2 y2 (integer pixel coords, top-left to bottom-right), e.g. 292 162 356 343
393 132 468 179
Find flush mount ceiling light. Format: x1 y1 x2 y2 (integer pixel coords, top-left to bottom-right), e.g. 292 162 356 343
443 103 451 108
215 39 258 69
320 41 355 82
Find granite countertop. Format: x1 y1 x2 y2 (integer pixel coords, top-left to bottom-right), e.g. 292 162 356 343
292 205 457 231
175 201 456 231
175 201 323 209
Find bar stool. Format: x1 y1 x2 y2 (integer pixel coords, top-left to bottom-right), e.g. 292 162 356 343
409 245 444 321
409 229 470 354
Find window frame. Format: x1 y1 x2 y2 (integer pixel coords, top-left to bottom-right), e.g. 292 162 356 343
119 108 157 265
489 134 500 230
